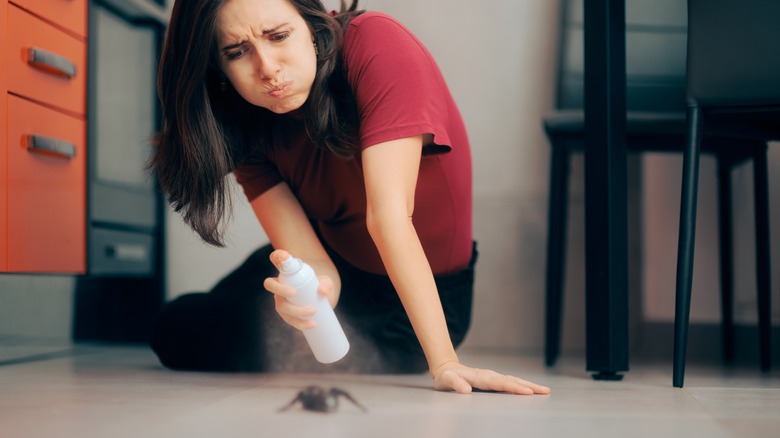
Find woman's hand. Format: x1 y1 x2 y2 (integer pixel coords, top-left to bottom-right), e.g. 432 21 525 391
263 249 336 331
431 360 550 395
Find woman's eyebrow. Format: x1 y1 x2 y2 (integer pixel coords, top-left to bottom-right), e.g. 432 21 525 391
261 23 289 35
220 23 290 52
221 41 244 52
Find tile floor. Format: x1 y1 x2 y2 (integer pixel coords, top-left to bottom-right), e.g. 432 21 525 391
0 343 778 438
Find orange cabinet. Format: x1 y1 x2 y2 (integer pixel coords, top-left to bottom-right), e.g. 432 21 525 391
9 0 87 38
1 0 8 270
6 95 86 272
7 5 86 116
2 1 87 273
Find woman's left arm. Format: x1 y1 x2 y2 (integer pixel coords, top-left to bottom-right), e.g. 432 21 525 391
362 135 549 395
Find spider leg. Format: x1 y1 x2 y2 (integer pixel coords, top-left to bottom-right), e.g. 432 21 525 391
330 388 368 413
277 393 303 412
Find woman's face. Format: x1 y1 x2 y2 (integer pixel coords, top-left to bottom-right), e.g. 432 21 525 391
216 0 317 114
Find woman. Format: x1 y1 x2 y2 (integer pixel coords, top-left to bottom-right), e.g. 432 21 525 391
150 0 549 395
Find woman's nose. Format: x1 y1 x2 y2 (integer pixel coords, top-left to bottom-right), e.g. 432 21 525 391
252 45 281 80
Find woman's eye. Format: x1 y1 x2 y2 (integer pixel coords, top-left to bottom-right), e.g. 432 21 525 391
226 47 246 60
269 32 290 42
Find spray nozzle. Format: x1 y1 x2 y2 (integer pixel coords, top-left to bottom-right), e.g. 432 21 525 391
280 254 303 274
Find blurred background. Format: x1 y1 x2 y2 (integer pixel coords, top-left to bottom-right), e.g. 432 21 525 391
1 0 778 363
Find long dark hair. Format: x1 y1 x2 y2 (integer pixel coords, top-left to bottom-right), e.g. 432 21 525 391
150 0 362 246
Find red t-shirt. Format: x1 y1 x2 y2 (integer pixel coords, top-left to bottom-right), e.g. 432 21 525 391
234 12 472 275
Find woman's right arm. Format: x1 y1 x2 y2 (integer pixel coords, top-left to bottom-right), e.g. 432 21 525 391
251 182 341 328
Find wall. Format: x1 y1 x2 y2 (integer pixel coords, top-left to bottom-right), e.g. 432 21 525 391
643 145 780 325
165 174 269 296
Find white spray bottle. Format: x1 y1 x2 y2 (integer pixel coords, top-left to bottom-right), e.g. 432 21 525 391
278 254 350 363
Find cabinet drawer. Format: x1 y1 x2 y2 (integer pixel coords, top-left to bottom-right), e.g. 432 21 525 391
7 5 86 116
90 228 155 276
10 0 87 38
7 94 86 273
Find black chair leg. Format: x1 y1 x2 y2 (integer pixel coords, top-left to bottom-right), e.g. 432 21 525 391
752 143 772 372
674 106 703 388
545 140 570 367
716 156 735 363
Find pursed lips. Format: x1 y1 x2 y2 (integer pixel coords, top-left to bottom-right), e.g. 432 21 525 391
268 81 292 97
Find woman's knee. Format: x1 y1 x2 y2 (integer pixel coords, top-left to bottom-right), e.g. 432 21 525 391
150 293 213 370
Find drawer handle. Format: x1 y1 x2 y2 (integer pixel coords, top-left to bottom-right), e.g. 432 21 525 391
104 244 149 262
27 47 77 78
26 134 77 159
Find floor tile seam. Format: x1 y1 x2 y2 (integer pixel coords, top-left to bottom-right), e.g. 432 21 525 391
680 386 742 432
686 386 780 393
0 346 105 368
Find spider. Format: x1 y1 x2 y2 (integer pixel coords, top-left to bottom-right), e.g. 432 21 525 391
278 386 368 413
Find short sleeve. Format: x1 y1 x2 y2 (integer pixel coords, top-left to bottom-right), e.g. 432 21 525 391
343 13 453 151
233 152 283 201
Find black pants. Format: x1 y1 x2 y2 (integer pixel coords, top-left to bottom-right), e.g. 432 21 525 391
150 242 477 374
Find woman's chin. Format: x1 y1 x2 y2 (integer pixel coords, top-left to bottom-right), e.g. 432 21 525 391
262 96 307 115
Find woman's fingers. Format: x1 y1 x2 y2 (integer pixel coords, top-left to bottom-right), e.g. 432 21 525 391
264 274 317 331
273 295 316 331
317 275 334 297
491 373 545 395
269 249 290 270
506 375 551 395
468 369 548 395
438 370 473 394
433 362 550 396
263 277 295 299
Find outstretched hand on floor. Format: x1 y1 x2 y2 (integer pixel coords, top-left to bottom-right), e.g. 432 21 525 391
431 361 550 395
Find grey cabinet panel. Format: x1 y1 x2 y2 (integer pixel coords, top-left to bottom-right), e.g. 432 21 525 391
89 228 155 276
91 183 156 230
